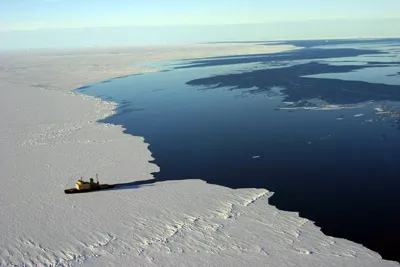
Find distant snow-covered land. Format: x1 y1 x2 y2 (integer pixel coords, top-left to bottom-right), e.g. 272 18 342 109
0 43 398 266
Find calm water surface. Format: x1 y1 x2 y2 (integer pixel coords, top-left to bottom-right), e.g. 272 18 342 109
77 39 400 262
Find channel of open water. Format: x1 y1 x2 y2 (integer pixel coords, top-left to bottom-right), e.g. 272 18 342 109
76 39 400 262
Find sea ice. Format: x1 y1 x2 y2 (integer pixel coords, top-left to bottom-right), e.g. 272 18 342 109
0 45 398 266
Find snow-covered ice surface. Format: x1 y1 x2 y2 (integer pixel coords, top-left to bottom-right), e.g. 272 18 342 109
0 44 398 267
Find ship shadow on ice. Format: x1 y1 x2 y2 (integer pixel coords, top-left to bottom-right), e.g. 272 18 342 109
108 178 194 191
109 179 159 191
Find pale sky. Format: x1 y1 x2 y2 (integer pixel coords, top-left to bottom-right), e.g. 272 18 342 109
0 0 399 49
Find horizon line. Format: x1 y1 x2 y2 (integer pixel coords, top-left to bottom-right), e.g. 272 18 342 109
2 17 400 33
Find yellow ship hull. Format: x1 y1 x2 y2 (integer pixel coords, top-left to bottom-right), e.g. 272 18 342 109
64 184 114 194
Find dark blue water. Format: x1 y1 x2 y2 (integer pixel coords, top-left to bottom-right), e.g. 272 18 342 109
77 39 400 262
